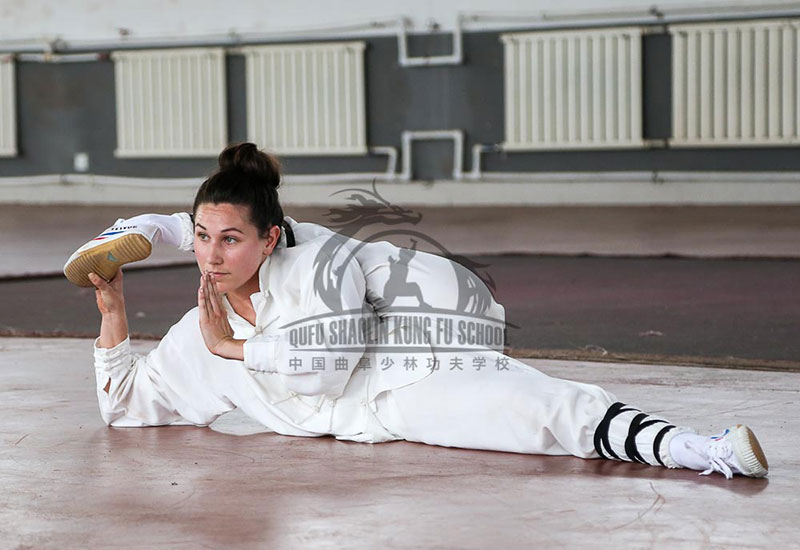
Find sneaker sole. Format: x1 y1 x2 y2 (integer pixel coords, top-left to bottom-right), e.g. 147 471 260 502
64 234 152 287
734 424 769 477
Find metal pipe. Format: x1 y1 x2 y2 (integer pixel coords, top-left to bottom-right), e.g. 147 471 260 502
400 130 464 181
37 17 403 54
0 146 398 189
463 3 800 31
15 52 106 63
465 169 800 183
467 143 502 180
3 4 797 68
398 15 463 67
3 15 465 68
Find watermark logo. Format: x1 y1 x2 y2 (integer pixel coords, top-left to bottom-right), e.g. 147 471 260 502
282 182 509 367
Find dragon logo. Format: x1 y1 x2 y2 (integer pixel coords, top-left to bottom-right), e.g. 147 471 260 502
311 181 500 321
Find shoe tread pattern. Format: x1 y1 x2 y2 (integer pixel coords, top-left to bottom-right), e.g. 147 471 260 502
743 425 769 475
64 234 152 287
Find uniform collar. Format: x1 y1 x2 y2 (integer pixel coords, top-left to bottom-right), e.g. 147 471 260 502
257 253 272 295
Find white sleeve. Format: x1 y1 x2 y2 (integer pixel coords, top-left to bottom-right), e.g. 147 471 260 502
242 255 368 400
171 212 195 251
94 336 188 426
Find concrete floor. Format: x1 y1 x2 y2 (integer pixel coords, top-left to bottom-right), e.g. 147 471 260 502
1 337 797 549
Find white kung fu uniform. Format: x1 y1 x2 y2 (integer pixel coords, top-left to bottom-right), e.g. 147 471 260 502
94 231 684 468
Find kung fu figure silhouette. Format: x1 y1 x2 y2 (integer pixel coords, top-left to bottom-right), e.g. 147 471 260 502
383 239 431 309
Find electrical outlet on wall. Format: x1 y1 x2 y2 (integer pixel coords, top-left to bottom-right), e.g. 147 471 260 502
74 152 89 173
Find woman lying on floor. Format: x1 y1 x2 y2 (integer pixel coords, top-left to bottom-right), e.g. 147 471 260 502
65 143 768 480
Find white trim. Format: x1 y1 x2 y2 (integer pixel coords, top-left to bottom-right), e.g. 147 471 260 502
2 171 800 206
15 53 104 63
0 57 16 157
398 16 463 67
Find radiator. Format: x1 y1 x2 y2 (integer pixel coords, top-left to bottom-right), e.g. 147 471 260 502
112 48 227 158
501 27 644 150
242 42 367 156
671 19 800 146
0 56 15 157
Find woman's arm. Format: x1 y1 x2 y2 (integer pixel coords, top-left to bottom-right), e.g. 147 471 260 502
88 270 227 427
89 270 129 392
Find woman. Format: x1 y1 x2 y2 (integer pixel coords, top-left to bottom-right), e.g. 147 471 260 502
81 143 768 480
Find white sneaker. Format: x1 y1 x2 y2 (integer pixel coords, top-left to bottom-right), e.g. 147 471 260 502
63 218 155 287
687 425 769 479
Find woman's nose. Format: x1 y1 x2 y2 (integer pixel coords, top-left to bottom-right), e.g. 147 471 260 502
207 243 224 264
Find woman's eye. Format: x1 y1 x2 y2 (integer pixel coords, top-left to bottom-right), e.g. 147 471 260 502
224 236 237 244
196 233 208 241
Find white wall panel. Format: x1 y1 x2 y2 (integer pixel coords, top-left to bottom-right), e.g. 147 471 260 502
0 56 16 157
502 27 644 150
112 48 227 158
671 19 800 146
243 42 367 155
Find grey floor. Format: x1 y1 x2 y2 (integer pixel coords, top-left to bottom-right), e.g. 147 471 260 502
0 338 796 549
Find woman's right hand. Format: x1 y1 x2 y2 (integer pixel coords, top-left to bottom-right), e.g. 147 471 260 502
89 270 126 316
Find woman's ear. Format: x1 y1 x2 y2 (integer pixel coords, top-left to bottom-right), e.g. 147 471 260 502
262 224 282 256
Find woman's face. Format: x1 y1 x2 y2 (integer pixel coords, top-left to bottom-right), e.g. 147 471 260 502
193 202 278 294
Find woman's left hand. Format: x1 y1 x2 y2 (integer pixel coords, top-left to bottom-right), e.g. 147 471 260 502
198 272 244 360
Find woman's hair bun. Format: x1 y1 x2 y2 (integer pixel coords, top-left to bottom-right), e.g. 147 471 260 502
217 142 281 189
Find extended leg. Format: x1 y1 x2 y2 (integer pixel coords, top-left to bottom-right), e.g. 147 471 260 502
372 352 768 478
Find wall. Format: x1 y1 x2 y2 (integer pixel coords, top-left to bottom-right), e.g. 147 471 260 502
2 0 800 205
1 0 769 42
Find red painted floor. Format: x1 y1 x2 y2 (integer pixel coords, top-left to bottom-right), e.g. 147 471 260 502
1 254 798 365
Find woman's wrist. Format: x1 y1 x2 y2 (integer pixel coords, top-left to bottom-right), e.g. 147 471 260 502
215 337 245 360
101 308 127 320
99 309 130 349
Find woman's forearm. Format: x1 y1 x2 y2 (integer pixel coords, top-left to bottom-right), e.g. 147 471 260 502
98 310 129 349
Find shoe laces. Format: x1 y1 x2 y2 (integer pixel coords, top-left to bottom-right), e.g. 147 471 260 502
686 438 737 479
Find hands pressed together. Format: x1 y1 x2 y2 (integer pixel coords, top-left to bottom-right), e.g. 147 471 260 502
198 272 244 360
89 269 243 360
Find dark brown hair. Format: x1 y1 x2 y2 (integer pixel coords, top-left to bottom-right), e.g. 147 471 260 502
193 143 284 238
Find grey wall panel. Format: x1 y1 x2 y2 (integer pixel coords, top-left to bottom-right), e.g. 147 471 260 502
9 60 220 178
1 30 799 181
226 54 248 145
642 33 671 140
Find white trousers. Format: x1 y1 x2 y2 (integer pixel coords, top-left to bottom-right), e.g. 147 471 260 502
373 352 618 458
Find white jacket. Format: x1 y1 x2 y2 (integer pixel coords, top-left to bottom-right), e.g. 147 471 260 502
94 234 434 442
283 217 506 347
